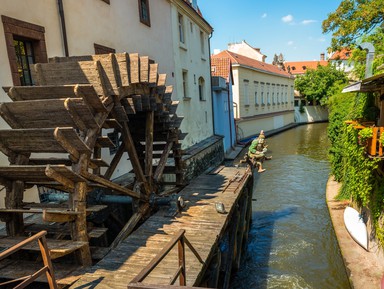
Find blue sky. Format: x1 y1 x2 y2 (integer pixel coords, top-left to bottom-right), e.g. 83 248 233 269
198 0 342 62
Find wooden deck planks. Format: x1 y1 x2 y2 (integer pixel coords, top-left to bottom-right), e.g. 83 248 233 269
69 167 250 288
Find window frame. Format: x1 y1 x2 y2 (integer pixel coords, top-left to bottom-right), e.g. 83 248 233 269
243 79 250 106
198 77 205 101
138 0 151 27
178 13 185 44
182 70 189 99
2 15 48 86
13 38 35 86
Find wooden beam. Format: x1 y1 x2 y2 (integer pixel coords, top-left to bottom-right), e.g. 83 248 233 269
43 210 77 222
64 98 88 132
54 127 91 161
109 203 149 249
153 140 173 182
45 165 77 190
74 84 108 113
104 144 125 180
145 111 154 193
81 171 141 199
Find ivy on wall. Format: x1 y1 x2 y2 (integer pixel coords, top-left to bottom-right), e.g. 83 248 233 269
328 88 384 246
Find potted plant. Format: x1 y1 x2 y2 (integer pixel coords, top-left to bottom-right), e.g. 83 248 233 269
358 127 373 146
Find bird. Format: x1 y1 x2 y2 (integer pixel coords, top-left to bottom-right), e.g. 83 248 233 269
215 202 227 214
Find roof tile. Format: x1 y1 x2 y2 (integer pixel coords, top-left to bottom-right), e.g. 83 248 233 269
284 60 328 75
212 50 291 78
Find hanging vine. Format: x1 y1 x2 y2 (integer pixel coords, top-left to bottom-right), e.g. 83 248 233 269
328 89 384 246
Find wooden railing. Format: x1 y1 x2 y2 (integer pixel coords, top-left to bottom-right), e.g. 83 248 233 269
367 127 384 157
0 230 58 289
345 121 384 157
128 229 205 289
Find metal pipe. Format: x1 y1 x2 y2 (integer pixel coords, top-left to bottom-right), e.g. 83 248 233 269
227 83 233 149
44 192 172 206
44 192 133 205
359 42 375 78
57 0 69 56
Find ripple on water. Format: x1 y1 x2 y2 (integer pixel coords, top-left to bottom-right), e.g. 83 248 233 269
229 123 350 289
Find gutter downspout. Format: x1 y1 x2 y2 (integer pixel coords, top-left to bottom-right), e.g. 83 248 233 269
227 83 233 149
233 101 239 143
208 32 215 135
359 42 375 78
58 0 69 56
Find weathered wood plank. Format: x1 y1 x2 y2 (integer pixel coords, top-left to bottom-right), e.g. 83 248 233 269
0 165 85 184
69 167 251 289
7 85 78 101
80 171 141 199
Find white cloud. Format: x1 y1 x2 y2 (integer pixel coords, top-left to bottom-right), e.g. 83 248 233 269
287 41 294 46
261 13 267 19
318 37 326 42
301 19 317 25
282 14 293 23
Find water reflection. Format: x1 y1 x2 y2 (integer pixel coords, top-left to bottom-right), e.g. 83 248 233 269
230 123 350 289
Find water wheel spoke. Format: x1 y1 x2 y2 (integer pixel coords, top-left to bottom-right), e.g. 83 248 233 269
145 111 154 194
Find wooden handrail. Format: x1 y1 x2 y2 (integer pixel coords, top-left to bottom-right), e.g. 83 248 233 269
0 230 58 289
129 229 205 288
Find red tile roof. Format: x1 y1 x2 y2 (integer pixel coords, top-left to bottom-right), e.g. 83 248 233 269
284 60 328 75
211 57 233 84
212 50 292 78
329 48 351 60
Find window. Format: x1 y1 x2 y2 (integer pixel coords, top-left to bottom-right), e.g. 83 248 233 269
13 38 35 86
200 31 205 54
138 0 151 26
272 84 275 105
198 77 205 101
182 70 188 99
266 83 271 105
254 81 259 105
178 13 185 44
2 16 48 86
243 80 249 106
94 43 116 54
260 82 265 105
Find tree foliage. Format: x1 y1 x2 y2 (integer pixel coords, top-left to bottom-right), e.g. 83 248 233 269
294 64 347 104
322 0 384 51
348 27 384 79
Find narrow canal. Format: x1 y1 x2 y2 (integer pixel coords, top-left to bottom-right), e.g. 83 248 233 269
230 123 350 289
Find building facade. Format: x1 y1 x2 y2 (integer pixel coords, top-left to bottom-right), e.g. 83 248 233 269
169 0 214 148
0 0 214 177
212 43 295 141
211 58 236 153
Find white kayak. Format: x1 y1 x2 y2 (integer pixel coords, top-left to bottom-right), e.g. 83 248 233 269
344 206 368 251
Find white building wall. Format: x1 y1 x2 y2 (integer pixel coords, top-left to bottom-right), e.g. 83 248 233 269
228 40 266 62
233 66 295 140
0 0 176 180
170 0 213 148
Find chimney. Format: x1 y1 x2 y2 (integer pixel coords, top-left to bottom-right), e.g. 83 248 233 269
320 53 325 61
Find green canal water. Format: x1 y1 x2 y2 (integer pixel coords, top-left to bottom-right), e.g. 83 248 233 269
230 123 350 289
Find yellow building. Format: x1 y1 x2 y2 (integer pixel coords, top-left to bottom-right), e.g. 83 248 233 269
212 42 295 141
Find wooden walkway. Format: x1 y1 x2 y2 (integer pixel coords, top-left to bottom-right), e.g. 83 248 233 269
66 166 252 288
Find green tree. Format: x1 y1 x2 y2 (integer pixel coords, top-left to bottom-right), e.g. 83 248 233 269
294 64 347 105
348 27 384 79
322 0 384 52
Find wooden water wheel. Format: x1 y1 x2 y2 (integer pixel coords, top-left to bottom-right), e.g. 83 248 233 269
0 53 185 266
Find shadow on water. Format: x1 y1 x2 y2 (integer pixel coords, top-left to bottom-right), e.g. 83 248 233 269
230 123 350 289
